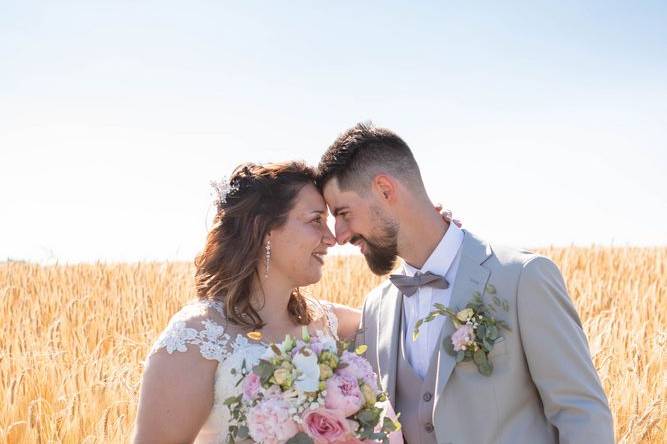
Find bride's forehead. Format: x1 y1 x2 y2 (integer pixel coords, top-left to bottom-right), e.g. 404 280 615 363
293 184 326 206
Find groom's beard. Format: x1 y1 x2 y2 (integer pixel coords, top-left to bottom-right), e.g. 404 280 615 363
352 208 399 276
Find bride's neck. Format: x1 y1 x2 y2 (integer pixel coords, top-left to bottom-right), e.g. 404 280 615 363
250 271 296 327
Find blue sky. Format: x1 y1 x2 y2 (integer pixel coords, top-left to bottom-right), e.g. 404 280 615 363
1 1 666 262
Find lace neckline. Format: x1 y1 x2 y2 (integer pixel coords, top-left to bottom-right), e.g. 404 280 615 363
203 298 339 344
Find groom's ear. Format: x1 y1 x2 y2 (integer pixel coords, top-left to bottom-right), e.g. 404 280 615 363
372 174 397 204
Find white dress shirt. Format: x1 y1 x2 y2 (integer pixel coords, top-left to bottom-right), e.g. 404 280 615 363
402 222 464 379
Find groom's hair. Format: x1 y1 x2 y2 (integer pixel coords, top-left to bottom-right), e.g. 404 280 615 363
316 122 424 195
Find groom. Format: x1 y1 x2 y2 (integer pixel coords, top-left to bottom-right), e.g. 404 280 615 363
316 123 614 444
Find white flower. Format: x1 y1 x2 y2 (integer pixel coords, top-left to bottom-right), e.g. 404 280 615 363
293 351 320 392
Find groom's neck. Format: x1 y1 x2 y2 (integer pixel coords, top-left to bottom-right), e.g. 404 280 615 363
397 201 449 269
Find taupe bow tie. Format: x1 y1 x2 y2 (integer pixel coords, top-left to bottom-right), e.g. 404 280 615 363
389 271 449 297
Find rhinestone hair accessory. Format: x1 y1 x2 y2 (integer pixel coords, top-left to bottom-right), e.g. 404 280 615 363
210 176 240 212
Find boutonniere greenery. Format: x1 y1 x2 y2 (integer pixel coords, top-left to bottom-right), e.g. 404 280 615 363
412 285 510 376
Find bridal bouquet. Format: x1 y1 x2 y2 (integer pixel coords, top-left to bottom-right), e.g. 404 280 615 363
224 328 400 444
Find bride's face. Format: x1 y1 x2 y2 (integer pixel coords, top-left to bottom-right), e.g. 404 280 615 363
267 183 335 287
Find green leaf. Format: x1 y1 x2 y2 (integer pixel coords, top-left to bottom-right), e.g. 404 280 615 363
486 284 497 294
357 407 382 426
302 326 311 342
382 416 399 432
254 360 276 384
482 338 494 352
433 303 447 311
473 349 493 376
456 350 465 363
237 426 249 440
442 335 455 356
286 432 315 444
473 349 487 366
223 394 241 406
486 325 498 341
479 361 493 376
476 324 486 341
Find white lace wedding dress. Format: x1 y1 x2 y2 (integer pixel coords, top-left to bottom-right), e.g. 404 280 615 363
146 298 340 444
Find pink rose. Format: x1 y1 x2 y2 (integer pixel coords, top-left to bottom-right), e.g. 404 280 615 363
247 398 299 444
325 375 364 416
451 324 475 351
302 407 351 443
242 372 260 401
337 351 379 391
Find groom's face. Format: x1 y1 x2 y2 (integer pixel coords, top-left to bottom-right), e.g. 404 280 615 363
323 178 399 275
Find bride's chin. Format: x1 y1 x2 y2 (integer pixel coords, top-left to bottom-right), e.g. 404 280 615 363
302 270 323 287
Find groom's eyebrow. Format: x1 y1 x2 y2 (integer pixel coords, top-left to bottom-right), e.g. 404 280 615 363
331 206 348 217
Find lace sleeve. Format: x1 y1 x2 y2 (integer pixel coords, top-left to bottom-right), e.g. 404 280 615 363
146 300 231 364
319 300 340 341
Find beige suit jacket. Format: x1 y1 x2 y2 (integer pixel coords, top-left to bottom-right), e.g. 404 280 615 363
356 230 614 444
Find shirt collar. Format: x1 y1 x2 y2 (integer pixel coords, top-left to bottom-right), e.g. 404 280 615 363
402 222 464 277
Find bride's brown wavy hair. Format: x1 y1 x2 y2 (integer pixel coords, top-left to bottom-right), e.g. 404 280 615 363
195 161 317 330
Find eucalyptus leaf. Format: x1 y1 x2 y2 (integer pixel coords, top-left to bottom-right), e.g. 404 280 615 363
473 349 487 367
478 360 493 376
477 324 486 340
486 325 498 340
237 426 249 440
456 350 465 363
482 338 493 352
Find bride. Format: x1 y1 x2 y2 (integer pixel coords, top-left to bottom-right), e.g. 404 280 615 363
133 161 362 443
133 161 453 443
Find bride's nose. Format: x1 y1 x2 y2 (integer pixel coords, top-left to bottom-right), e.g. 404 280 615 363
322 225 336 247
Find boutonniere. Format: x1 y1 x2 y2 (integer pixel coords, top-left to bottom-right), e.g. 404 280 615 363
412 285 510 376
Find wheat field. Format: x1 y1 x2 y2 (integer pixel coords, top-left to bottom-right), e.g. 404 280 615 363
1 248 665 443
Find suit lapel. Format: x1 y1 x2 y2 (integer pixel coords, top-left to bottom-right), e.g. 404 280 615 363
376 285 402 401
433 230 492 408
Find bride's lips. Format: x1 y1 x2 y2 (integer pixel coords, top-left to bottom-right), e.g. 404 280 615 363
312 252 326 265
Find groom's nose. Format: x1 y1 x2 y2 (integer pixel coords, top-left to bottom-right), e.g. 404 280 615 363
334 219 352 245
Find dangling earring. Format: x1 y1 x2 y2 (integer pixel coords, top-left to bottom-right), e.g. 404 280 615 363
264 239 271 278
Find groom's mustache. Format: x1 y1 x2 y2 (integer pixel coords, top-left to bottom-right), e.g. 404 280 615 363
350 234 373 249
351 234 392 250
